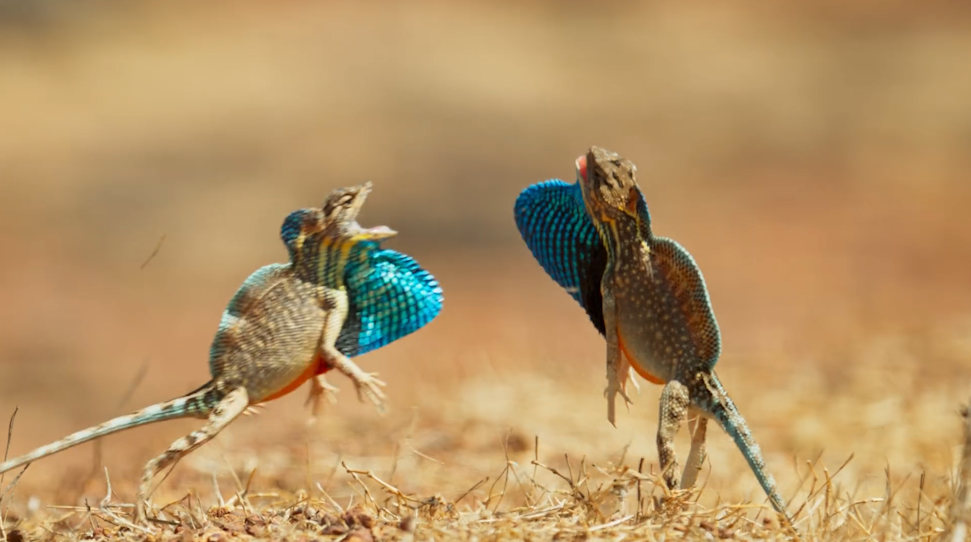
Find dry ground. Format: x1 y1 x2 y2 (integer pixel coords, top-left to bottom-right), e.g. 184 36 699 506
1 2 971 540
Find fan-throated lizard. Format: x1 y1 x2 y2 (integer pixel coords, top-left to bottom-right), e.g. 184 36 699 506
0 182 443 524
514 147 792 526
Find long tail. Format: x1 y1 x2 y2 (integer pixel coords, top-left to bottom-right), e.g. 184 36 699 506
0 382 219 476
699 372 793 525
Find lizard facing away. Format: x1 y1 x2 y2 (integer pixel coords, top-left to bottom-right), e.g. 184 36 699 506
514 147 792 526
0 182 443 524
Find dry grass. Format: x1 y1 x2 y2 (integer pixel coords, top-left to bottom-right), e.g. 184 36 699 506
1 1 971 540
0 369 965 542
0 345 969 541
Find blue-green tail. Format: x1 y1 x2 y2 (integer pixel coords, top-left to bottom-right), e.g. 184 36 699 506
698 373 793 525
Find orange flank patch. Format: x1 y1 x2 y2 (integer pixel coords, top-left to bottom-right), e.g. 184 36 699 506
618 333 665 385
313 352 332 375
257 356 328 403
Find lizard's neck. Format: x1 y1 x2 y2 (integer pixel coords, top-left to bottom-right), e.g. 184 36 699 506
291 235 370 288
596 217 653 265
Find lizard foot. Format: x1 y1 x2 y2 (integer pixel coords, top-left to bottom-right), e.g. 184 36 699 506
603 380 634 427
242 405 265 417
327 354 388 412
654 488 695 517
627 366 641 393
133 498 153 527
349 371 387 412
305 375 340 426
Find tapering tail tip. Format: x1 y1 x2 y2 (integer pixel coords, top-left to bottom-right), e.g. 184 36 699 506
700 373 795 529
0 385 214 478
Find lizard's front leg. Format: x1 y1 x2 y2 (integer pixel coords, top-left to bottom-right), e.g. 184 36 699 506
320 346 387 412
305 374 340 425
657 380 690 490
601 270 631 427
316 292 386 412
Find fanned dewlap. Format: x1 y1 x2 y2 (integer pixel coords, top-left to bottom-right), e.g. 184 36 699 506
514 180 607 335
336 245 444 357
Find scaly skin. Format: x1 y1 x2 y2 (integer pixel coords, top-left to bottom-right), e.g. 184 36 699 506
514 147 793 529
0 183 443 526
579 147 792 526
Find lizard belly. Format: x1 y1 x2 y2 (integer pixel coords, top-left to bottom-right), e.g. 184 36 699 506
240 333 324 404
612 261 691 385
231 287 328 404
618 332 666 385
257 358 322 403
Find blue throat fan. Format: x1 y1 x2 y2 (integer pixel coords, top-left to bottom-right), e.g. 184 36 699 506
514 179 607 335
336 242 444 357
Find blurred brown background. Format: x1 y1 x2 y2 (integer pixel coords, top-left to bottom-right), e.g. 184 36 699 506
1 0 970 515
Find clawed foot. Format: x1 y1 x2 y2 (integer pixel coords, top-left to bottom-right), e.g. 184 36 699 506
627 366 641 393
305 375 340 425
242 404 265 417
327 354 388 413
603 380 634 427
133 498 152 527
349 370 387 412
654 487 693 516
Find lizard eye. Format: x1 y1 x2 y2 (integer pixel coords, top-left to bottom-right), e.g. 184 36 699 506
323 193 355 216
607 172 622 190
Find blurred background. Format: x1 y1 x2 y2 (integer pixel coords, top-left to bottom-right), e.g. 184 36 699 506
1 0 970 521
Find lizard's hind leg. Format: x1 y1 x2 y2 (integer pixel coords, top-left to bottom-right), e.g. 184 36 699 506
657 380 690 491
134 387 249 524
680 407 708 489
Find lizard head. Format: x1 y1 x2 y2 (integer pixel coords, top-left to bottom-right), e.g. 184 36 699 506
576 146 649 229
281 182 397 260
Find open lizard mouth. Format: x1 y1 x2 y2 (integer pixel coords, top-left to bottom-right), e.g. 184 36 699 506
576 155 588 183
575 153 609 222
351 224 397 242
